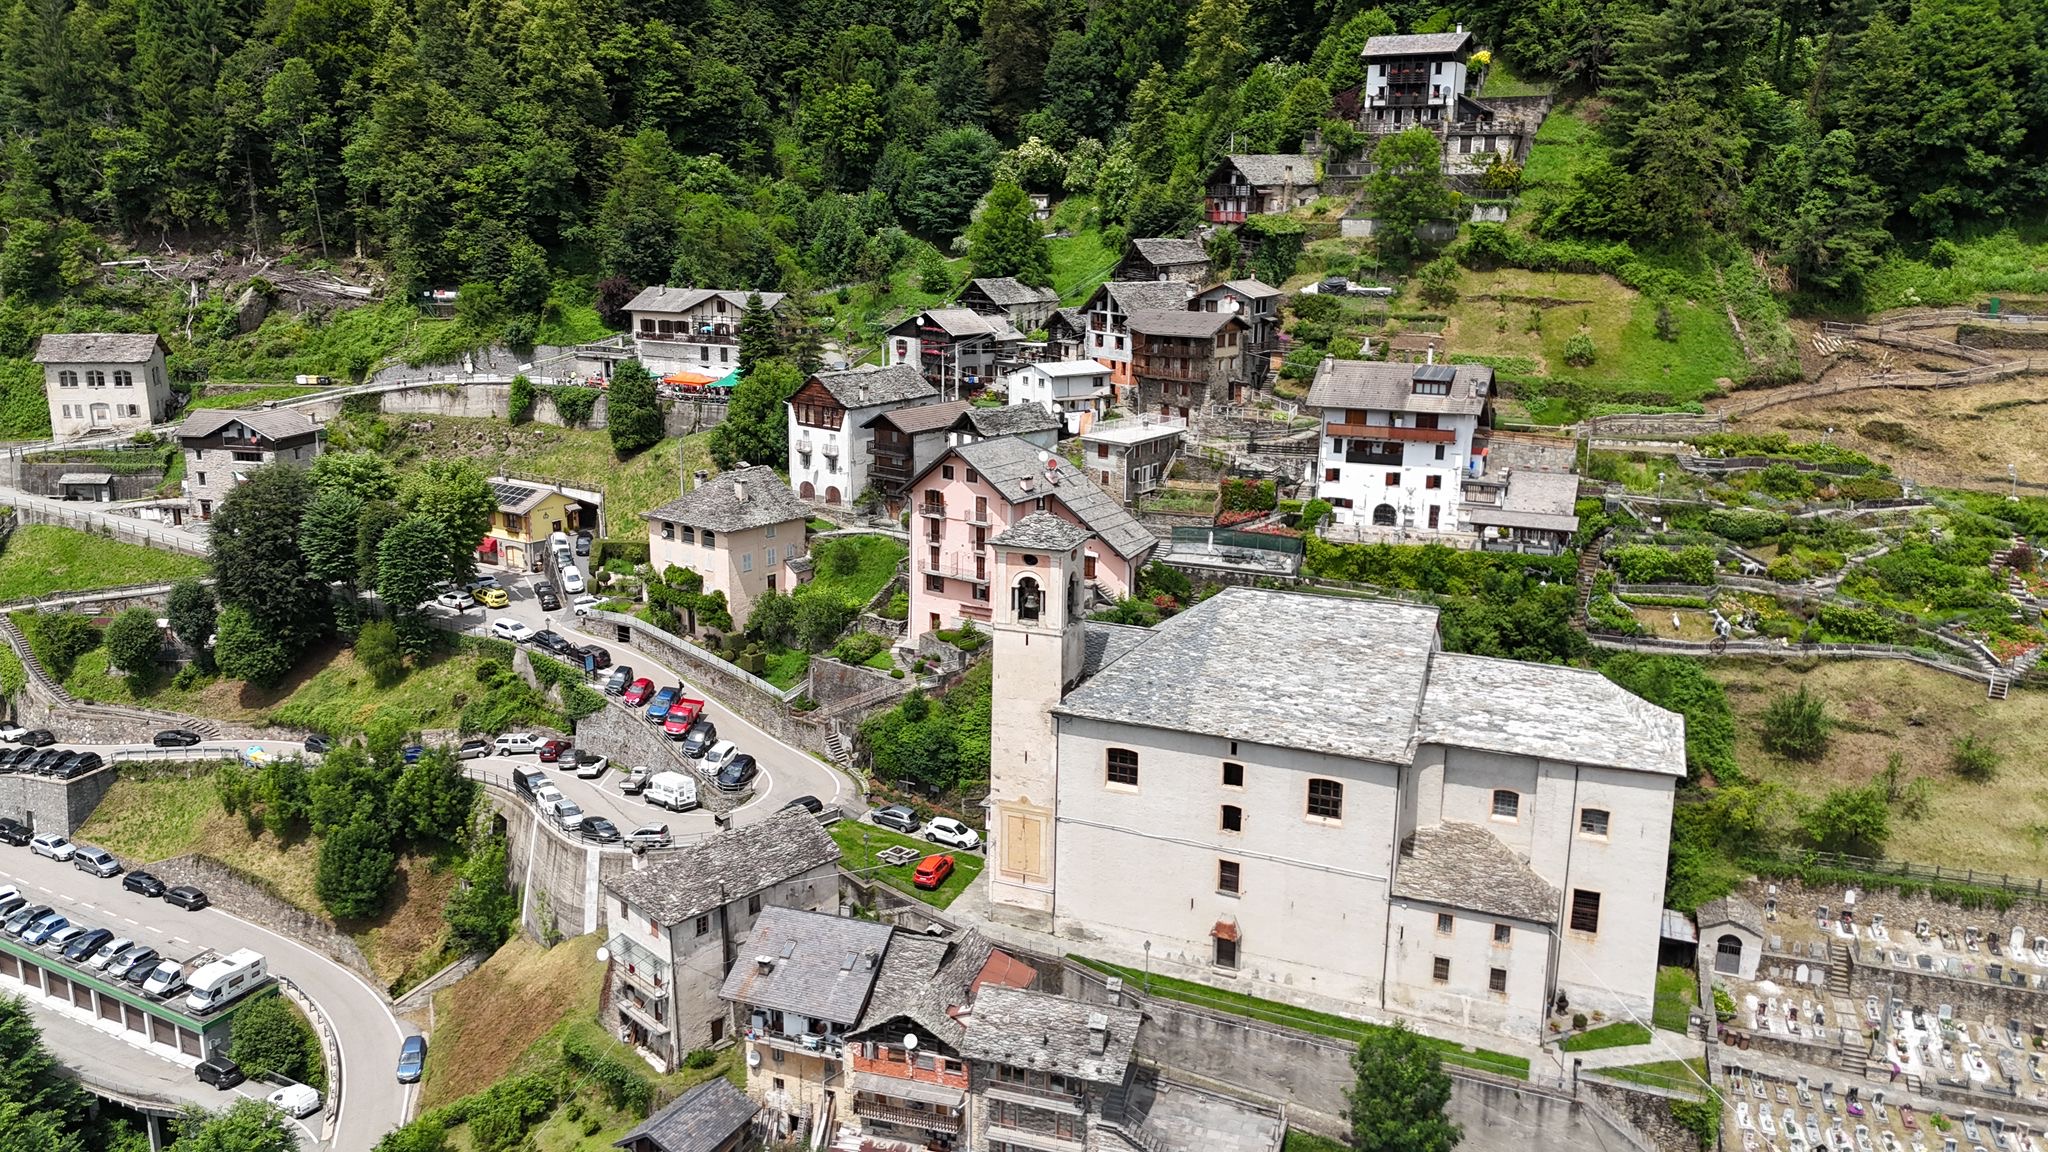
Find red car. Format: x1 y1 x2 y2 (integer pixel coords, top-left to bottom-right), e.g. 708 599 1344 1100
621 678 655 707
661 699 705 738
912 854 955 890
539 739 571 763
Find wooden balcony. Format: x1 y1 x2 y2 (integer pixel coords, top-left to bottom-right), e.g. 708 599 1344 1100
853 1097 964 1134
1133 362 1213 383
1326 422 1456 443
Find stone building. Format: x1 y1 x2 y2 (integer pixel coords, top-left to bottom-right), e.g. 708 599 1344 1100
36 333 174 441
1127 308 1250 418
786 364 939 507
176 409 325 522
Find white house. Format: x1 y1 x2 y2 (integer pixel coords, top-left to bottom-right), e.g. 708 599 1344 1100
980 574 1684 1045
35 333 174 441
1360 30 1473 128
1000 360 1113 435
1305 357 1493 535
786 364 940 506
625 287 786 379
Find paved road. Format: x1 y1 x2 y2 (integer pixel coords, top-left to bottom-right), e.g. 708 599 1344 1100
0 846 412 1152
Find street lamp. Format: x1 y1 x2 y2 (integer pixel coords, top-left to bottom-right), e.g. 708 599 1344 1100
1143 940 1152 995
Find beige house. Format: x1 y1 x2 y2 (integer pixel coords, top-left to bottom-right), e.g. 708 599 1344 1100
645 465 809 628
35 333 174 441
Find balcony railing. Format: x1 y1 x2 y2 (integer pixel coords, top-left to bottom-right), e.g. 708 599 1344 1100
1326 422 1456 444
746 1027 844 1058
606 934 670 991
870 451 912 481
983 1080 1085 1112
920 552 989 583
986 1121 1085 1150
853 1098 964 1134
964 506 991 526
615 996 671 1035
1134 363 1211 383
917 503 947 519
637 329 739 346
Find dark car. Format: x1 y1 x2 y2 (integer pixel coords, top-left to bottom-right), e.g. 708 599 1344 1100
535 582 560 611
715 753 759 792
58 752 102 779
574 532 592 556
574 645 612 671
163 885 210 911
456 738 491 760
195 1055 244 1090
871 804 920 834
578 816 621 843
396 1035 427 1083
154 729 204 747
781 794 824 815
124 871 166 898
20 729 53 748
679 721 718 759
0 817 30 846
0 747 28 769
604 666 633 695
113 946 159 982
531 630 575 656
304 734 333 754
64 927 113 962
40 751 79 776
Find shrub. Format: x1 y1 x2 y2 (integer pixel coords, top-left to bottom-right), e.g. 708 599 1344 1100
356 619 404 684
103 607 163 678
1702 507 1788 545
1802 782 1890 855
831 631 889 665
1563 332 1596 367
1608 544 1718 585
21 611 99 680
683 1048 717 1069
1816 603 1899 643
1219 477 1278 513
1761 685 1830 760
230 993 326 1091
1951 733 2001 781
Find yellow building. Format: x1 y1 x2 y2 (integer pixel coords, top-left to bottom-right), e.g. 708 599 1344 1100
481 477 602 571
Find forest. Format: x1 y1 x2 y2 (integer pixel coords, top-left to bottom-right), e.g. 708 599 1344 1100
0 0 2036 350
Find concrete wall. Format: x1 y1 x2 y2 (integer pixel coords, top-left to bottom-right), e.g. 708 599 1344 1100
13 462 164 500
0 765 117 836
300 381 723 436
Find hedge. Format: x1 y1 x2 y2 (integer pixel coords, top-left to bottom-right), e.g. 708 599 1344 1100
591 538 650 569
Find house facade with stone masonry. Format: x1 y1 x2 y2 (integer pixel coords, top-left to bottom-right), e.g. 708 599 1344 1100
1204 154 1321 223
903 442 1155 645
958 986 1144 1152
1349 30 1545 177
645 466 810 628
626 286 787 380
177 408 324 522
958 277 1061 333
36 332 174 441
601 809 841 1071
1194 279 1286 390
786 364 939 508
1001 360 1114 436
982 577 1684 1045
1128 308 1250 418
883 308 1026 398
1116 237 1211 285
1076 281 1193 394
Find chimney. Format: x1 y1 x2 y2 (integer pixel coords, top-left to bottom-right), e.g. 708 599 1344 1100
733 475 748 503
1087 1012 1109 1055
755 956 775 973
1427 346 1435 365
693 469 709 486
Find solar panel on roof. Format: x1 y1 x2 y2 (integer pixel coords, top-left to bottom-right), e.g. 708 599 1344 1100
1412 363 1456 383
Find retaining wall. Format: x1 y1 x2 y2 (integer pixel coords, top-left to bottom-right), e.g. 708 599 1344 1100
0 764 117 835
148 853 378 985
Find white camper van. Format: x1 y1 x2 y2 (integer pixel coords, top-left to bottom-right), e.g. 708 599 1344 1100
184 948 267 1013
644 771 699 812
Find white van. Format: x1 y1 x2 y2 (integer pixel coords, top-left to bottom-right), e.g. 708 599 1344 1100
267 1082 322 1118
644 771 699 812
185 948 267 1013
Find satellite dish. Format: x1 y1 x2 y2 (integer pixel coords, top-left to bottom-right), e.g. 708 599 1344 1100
747 1049 762 1068
903 1033 919 1051
1037 450 1052 464
595 947 610 964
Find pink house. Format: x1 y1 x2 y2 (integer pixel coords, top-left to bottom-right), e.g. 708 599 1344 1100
904 435 1156 643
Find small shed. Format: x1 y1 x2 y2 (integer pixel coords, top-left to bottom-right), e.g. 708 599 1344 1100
56 471 116 502
1696 895 1765 980
613 1077 759 1152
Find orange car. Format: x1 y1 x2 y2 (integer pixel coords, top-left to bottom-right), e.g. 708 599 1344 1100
912 854 955 890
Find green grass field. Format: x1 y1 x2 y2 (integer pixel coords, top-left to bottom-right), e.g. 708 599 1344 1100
0 524 208 602
1558 1020 1653 1051
829 820 983 908
805 535 906 607
1516 107 1603 222
185 384 326 409
1070 956 1531 1079
1654 965 1699 1032
1588 1058 1713 1096
1048 199 1122 306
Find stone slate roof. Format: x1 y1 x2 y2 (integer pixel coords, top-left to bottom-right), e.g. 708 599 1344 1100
1362 30 1473 57
864 399 971 436
624 286 787 314
1080 621 1152 682
1224 154 1320 188
176 408 322 443
1305 358 1491 417
916 308 999 338
603 808 839 926
1090 281 1194 315
969 278 1059 307
1393 822 1561 924
719 906 892 1025
1055 587 1440 764
810 364 938 410
959 986 1142 1085
942 436 1156 561
644 465 809 533
1462 470 1582 533
33 332 165 364
612 1076 759 1152
1697 896 1765 938
1129 238 1209 268
951 404 1062 440
849 931 1001 1050
1419 653 1686 776
991 512 1094 552
1202 279 1285 301
1127 309 1243 340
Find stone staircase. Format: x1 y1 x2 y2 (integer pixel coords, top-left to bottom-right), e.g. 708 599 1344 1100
823 726 851 766
1828 942 1852 995
1573 535 1607 627
0 612 221 738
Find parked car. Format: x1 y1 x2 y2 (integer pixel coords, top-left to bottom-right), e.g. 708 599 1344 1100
604 666 634 695
645 686 680 722
472 586 510 609
573 644 612 670
123 870 166 897
109 945 156 979
912 854 956 890
625 822 671 850
163 885 210 911
488 618 534 643
89 935 135 970
64 927 113 962
0 818 29 846
925 818 981 851
644 772 698 812
572 752 609 779
303 734 333 754
154 729 203 747
781 795 824 815
22 914 70 945
493 733 543 756
60 752 103 779
622 678 655 706
19 729 53 747
538 738 570 763
534 582 560 611
546 797 584 830
0 723 27 741
621 765 651 794
142 959 189 997
195 1055 244 1090
532 784 565 809
435 590 472 611
578 816 620 843
531 630 575 656
72 846 121 876
30 833 75 861
396 1035 427 1083
699 740 739 779
871 805 920 834
679 721 717 759
715 753 759 792
5 905 53 936
456 738 491 760
572 594 603 616
40 752 78 776
401 745 424 764
0 747 26 769
267 1083 322 1118
560 567 586 595
511 768 551 801
0 894 22 920
575 532 592 556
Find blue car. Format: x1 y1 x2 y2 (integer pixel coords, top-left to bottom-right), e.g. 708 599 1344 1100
22 913 69 946
401 745 424 764
396 1034 426 1083
645 686 679 722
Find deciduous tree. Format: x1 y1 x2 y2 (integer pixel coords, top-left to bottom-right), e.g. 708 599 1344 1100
1346 1022 1462 1152
709 357 800 470
607 359 662 457
1366 127 1460 263
967 181 1052 286
102 608 162 679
